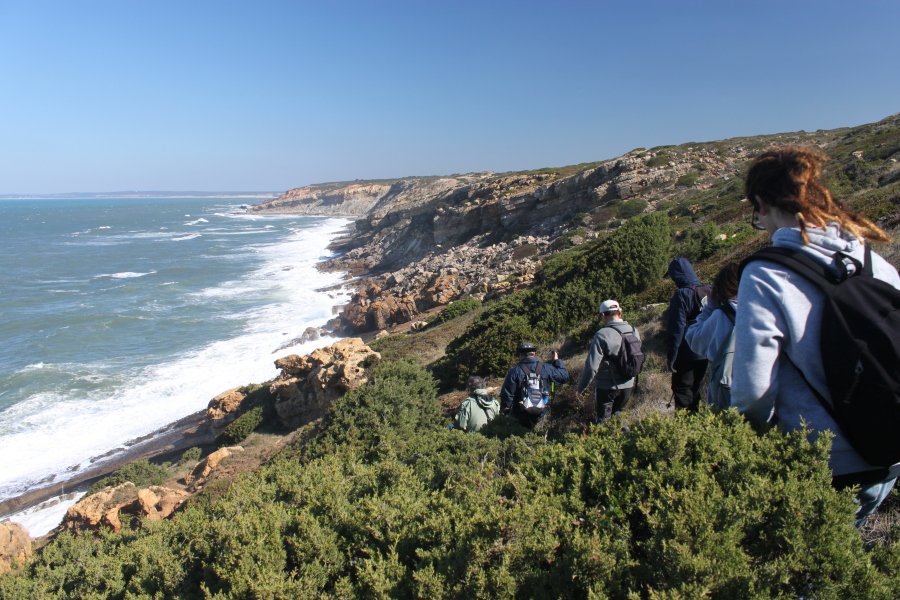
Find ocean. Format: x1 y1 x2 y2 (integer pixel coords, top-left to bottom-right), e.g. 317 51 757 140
0 197 351 535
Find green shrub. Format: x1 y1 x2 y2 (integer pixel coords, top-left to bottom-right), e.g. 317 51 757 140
647 153 672 168
310 360 441 459
426 296 482 329
677 172 700 187
178 446 202 467
615 198 648 219
215 383 280 446
658 200 676 212
86 458 169 495
550 228 587 250
220 406 265 446
439 214 671 385
436 292 539 387
10 409 900 599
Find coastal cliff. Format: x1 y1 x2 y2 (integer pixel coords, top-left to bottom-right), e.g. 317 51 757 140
247 174 493 216
248 114 900 337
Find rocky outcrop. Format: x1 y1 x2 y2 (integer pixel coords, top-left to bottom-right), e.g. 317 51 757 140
271 338 380 429
63 483 190 534
326 234 555 333
135 487 191 522
0 521 31 574
184 446 244 489
207 387 248 436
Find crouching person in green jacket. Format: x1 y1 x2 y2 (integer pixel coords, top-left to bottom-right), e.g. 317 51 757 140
454 376 500 432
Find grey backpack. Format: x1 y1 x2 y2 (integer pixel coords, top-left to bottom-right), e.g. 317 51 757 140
706 305 735 411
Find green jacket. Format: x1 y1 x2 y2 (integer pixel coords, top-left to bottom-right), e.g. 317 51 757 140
456 389 500 432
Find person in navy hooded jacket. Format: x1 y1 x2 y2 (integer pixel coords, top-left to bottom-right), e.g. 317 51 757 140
500 342 569 429
666 258 712 411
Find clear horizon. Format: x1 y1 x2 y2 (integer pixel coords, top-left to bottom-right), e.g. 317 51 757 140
2 0 898 195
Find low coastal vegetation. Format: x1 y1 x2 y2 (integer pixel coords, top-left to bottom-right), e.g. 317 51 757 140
6 362 900 598
4 114 900 597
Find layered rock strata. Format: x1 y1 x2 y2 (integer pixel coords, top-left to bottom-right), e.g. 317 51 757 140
308 148 745 334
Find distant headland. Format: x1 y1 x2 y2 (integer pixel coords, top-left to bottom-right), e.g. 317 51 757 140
0 191 282 200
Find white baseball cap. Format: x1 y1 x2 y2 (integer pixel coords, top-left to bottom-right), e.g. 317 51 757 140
598 299 620 313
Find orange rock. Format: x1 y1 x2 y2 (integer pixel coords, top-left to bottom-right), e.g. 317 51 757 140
185 446 243 486
206 387 248 432
0 521 31 574
64 482 137 533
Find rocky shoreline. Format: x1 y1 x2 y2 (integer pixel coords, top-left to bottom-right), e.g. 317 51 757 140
0 336 381 543
0 409 212 525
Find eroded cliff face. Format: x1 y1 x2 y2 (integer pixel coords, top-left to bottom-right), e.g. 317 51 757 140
247 175 485 216
316 147 747 334
252 116 900 336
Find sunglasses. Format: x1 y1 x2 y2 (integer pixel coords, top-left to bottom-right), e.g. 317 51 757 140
750 207 766 231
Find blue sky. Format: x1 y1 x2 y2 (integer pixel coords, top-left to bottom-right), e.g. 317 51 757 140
1 0 898 194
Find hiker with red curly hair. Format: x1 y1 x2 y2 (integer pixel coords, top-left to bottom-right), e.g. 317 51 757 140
733 145 900 528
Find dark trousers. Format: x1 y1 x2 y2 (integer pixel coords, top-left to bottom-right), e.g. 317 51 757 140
595 387 633 424
671 358 708 410
511 403 546 429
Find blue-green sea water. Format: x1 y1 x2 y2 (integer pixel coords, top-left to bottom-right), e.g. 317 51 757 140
0 197 350 525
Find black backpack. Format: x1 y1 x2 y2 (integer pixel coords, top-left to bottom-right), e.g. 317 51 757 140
686 284 712 326
741 245 900 467
611 326 645 381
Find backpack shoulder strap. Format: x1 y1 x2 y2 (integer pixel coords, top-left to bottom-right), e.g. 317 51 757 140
863 243 875 277
518 363 532 377
718 302 736 324
740 246 841 290
535 362 544 376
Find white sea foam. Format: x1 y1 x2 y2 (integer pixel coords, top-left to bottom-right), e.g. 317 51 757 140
95 272 155 279
171 234 201 241
185 218 209 226
6 492 86 537
0 218 352 529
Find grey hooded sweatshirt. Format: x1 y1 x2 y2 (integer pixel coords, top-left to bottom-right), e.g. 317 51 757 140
732 224 900 477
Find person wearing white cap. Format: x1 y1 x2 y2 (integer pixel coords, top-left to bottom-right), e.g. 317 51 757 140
576 299 642 424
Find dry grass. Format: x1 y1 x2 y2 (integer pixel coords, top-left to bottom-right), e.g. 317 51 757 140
862 489 900 547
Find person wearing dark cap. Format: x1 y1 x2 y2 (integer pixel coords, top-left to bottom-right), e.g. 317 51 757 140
499 342 569 429
666 258 712 411
577 299 642 424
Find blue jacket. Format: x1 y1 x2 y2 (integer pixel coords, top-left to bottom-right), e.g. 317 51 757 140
667 258 711 364
500 357 569 414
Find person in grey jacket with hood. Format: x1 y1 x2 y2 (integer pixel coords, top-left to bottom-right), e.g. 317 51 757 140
577 299 641 424
454 376 500 433
666 258 712 410
733 145 900 527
